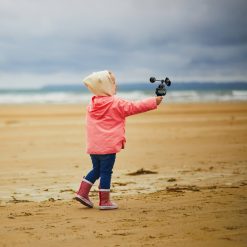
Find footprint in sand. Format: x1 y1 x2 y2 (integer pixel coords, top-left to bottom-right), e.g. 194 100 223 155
224 226 241 230
5 120 20 125
201 226 217 232
8 212 32 219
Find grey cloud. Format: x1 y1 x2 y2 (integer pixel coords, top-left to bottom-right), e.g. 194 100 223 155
0 0 247 87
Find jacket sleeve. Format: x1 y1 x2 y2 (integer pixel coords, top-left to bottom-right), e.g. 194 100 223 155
117 97 157 117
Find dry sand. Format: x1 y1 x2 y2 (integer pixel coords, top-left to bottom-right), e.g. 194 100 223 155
0 102 246 246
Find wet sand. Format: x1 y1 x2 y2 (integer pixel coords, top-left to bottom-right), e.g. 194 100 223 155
0 102 247 246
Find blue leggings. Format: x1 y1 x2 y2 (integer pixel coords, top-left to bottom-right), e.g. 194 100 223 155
84 154 116 190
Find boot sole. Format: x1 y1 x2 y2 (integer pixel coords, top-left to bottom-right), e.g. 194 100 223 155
75 196 93 208
99 205 118 210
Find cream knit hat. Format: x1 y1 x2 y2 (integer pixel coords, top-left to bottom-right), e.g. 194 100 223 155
83 70 115 96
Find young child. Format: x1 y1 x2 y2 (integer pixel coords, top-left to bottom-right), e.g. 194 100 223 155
75 70 163 210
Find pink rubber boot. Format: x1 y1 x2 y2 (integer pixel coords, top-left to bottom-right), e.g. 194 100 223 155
75 178 94 208
99 189 118 210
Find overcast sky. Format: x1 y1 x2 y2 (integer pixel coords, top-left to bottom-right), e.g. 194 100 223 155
0 0 246 88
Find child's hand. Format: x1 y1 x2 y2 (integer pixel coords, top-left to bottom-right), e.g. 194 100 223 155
156 96 163 105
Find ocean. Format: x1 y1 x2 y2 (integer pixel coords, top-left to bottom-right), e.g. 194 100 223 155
0 82 247 104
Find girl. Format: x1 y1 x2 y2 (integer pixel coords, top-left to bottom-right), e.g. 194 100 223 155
75 70 163 210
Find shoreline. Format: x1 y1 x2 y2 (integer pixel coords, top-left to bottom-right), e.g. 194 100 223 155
1 100 247 105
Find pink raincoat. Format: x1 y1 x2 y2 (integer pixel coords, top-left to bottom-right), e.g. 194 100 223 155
86 95 157 154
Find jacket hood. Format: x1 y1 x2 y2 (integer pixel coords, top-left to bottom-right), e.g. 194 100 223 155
83 70 115 96
88 96 115 119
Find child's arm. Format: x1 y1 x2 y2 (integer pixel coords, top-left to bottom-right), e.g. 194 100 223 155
117 96 163 117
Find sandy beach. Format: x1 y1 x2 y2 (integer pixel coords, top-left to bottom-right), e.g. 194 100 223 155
0 102 246 246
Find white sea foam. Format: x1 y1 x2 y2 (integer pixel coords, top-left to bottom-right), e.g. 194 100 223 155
232 90 247 100
166 90 247 103
0 90 246 104
0 92 87 104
